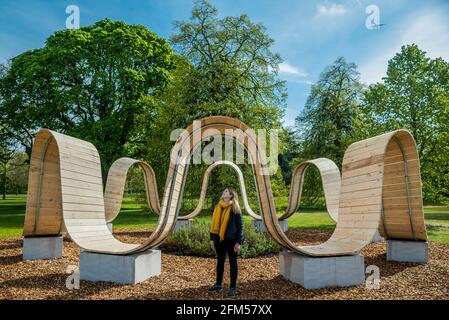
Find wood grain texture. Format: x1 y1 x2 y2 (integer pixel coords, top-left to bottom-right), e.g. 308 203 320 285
23 118 427 257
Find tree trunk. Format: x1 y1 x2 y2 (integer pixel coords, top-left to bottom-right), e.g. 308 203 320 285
2 163 6 200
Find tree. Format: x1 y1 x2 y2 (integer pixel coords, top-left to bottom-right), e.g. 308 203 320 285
0 63 15 200
143 0 289 208
0 19 175 181
362 44 449 203
294 57 364 206
169 0 287 125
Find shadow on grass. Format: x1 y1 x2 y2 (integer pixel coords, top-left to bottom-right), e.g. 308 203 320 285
425 213 449 221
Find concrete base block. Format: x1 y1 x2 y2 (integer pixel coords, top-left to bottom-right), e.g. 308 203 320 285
252 219 288 232
23 236 63 260
371 230 385 243
387 240 428 263
80 249 161 284
279 251 365 289
174 219 193 231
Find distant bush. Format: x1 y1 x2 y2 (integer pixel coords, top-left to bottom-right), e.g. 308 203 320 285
163 220 280 258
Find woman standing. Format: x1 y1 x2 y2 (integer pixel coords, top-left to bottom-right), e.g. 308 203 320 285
208 187 244 297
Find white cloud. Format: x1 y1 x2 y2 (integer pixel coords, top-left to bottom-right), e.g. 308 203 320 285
278 62 308 77
316 3 347 16
359 10 449 84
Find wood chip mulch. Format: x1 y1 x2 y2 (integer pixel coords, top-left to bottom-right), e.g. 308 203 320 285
1 229 448 300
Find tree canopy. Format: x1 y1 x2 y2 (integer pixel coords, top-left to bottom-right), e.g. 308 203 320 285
0 19 175 179
362 44 449 203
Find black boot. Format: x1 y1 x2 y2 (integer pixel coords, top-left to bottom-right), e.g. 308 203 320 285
227 287 236 297
207 283 222 292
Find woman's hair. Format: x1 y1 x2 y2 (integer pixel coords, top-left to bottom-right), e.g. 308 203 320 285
224 187 242 214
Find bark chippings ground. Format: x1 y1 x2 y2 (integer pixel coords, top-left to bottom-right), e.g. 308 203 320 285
1 229 448 300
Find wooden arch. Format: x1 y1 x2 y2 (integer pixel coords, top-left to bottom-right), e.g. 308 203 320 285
183 160 261 220
104 157 160 223
183 158 340 223
280 158 340 223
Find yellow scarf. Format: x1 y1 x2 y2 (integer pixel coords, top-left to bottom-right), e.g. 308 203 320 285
210 199 233 242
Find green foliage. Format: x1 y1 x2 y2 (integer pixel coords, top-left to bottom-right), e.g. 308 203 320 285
362 44 449 203
140 0 289 208
170 0 287 119
164 220 280 258
238 222 280 258
293 57 365 207
0 19 175 179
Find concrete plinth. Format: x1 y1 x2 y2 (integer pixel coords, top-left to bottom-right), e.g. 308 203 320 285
279 250 365 289
371 230 385 243
174 219 193 231
252 219 288 232
387 240 428 263
80 249 161 285
23 236 63 260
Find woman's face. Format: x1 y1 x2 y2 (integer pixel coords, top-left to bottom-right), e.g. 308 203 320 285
222 189 232 202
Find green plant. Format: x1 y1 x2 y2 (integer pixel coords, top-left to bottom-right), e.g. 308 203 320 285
163 220 280 258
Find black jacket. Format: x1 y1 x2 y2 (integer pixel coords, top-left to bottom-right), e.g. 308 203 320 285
210 208 244 244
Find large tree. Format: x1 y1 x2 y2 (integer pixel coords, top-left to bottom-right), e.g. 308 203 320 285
169 0 287 126
0 63 15 200
362 44 449 203
143 0 289 207
294 57 364 206
0 19 175 180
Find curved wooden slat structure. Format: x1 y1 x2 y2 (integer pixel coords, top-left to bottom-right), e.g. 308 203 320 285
261 129 427 256
23 117 427 256
104 157 160 223
182 158 340 223
280 158 340 222
23 130 143 253
182 160 261 220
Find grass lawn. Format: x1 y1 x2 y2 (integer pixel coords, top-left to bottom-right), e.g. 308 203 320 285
1 194 448 243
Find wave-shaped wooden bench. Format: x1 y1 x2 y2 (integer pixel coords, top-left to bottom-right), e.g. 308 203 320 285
22 117 428 287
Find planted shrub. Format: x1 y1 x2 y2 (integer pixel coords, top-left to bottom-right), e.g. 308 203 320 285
163 220 280 258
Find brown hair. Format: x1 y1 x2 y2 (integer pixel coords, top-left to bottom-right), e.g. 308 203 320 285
224 187 242 214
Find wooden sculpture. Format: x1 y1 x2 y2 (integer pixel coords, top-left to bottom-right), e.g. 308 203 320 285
262 129 427 256
280 158 340 222
182 158 340 223
104 157 160 222
23 117 427 256
181 160 261 220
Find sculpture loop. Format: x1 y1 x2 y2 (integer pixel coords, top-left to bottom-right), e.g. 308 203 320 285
104 157 160 223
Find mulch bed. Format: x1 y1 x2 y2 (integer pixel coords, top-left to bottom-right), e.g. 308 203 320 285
0 229 448 300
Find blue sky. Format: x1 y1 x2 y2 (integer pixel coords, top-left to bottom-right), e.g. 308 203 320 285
1 0 448 127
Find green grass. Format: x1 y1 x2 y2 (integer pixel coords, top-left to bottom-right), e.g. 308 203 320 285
0 195 28 239
1 194 449 244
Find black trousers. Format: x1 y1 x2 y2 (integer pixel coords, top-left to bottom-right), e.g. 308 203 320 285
214 238 238 288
